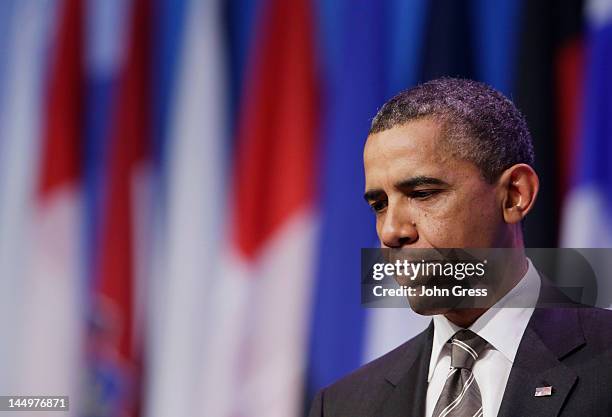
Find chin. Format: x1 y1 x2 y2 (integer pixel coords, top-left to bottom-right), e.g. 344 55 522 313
407 295 454 316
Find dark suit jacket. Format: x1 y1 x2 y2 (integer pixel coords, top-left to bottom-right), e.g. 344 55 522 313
308 282 612 417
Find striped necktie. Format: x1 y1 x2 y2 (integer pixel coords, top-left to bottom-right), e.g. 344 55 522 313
432 329 489 417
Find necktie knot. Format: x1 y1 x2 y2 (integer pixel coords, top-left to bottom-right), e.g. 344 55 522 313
450 329 488 370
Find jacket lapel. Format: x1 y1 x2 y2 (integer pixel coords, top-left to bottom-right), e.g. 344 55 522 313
374 277 585 417
376 322 434 417
497 307 585 417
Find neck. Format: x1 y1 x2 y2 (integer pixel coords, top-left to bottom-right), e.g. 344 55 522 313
443 254 529 328
444 308 487 328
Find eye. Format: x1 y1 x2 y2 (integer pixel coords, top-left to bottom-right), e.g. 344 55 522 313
369 200 388 213
410 189 440 199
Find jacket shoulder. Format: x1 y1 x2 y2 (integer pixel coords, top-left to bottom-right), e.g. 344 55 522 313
579 306 612 344
316 325 431 416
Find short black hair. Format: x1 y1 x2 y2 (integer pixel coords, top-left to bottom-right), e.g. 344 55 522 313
369 78 534 183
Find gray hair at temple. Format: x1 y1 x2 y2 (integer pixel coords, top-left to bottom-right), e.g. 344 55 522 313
369 78 535 183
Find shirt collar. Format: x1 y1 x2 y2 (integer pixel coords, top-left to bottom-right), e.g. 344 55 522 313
428 258 541 382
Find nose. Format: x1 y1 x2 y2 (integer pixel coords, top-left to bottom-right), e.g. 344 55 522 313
379 203 418 248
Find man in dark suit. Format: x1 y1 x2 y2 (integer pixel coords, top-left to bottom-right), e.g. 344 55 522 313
308 78 612 417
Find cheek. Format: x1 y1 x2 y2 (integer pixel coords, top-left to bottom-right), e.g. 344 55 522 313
374 213 391 244
375 216 383 239
416 193 499 247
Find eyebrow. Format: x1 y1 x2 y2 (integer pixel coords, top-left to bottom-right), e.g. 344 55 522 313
363 189 385 202
396 176 448 189
363 176 448 202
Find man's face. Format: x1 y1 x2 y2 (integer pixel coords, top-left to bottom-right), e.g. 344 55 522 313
364 117 505 249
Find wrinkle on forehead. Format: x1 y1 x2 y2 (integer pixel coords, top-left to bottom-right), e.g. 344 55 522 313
364 118 463 189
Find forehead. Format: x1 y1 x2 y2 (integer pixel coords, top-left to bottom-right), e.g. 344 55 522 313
363 118 479 187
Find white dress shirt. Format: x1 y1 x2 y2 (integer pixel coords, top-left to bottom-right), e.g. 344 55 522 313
425 258 541 417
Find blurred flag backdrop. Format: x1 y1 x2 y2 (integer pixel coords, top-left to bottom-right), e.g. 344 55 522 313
0 0 610 416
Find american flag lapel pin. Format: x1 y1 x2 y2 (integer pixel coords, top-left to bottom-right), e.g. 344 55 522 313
534 386 553 397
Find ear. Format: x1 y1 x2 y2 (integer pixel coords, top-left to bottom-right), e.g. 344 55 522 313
498 164 539 224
